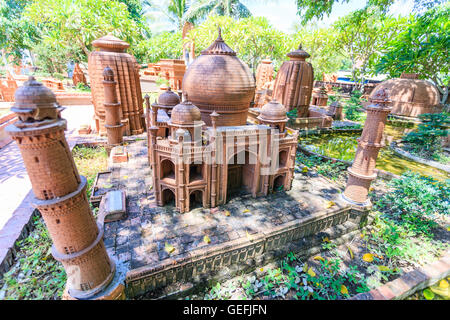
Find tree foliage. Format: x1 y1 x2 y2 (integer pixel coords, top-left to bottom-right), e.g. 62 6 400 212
23 0 149 73
136 31 183 62
184 0 252 24
184 15 289 71
375 3 450 104
0 0 38 63
291 24 344 80
332 7 406 88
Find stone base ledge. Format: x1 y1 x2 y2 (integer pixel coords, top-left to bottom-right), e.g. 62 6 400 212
125 205 371 298
350 250 450 300
391 141 450 173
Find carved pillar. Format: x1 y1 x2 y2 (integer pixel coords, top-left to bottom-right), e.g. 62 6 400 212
342 89 392 206
103 67 124 147
149 126 161 205
6 77 124 300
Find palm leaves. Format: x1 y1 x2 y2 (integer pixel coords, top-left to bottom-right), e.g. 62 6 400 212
184 0 252 23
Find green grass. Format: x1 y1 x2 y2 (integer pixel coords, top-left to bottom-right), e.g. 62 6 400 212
72 145 108 198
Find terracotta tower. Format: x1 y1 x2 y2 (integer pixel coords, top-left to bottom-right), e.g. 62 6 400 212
103 67 124 147
255 59 274 91
342 88 392 205
72 63 87 86
272 44 314 117
6 77 124 300
88 35 146 136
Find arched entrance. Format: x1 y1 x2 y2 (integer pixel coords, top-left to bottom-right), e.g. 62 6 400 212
273 175 285 192
227 150 256 198
161 159 175 180
162 188 175 206
189 190 203 210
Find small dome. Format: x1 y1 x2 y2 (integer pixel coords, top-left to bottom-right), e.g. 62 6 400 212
158 87 180 107
92 34 130 52
287 44 310 60
258 100 288 122
12 77 58 118
369 75 442 117
170 101 202 125
103 66 114 78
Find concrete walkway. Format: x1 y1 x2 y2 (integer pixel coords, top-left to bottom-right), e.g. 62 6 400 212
0 105 95 230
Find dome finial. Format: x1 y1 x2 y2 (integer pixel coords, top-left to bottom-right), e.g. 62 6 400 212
298 43 302 50
217 27 222 41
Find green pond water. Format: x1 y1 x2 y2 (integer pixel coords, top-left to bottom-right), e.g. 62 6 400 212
300 124 450 181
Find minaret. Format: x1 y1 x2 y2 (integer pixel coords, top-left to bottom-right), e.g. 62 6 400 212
6 77 125 300
342 88 392 205
103 67 124 147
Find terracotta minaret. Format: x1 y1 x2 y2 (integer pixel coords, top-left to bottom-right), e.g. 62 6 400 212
342 88 392 205
6 77 124 300
103 67 124 147
272 44 314 117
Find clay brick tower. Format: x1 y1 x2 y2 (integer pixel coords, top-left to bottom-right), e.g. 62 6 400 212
103 67 124 147
88 34 146 136
272 44 314 117
342 88 392 205
6 77 125 300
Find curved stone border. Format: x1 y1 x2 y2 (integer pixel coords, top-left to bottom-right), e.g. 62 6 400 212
350 250 450 300
390 141 450 173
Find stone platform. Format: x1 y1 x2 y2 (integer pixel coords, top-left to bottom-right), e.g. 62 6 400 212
102 140 369 298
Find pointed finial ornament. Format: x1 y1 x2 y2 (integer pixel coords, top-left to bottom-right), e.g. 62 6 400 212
298 43 302 50
218 27 222 41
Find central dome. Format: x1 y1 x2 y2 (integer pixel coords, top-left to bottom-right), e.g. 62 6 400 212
182 29 256 126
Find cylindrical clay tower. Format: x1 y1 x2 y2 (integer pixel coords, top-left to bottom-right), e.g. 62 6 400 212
342 88 392 205
88 35 146 136
272 44 314 117
103 67 124 147
6 77 124 300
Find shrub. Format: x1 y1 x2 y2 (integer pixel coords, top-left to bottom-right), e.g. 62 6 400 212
344 90 365 121
402 113 449 160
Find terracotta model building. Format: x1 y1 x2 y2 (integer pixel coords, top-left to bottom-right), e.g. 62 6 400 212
148 31 299 213
88 34 146 136
272 44 314 117
255 59 274 91
311 86 329 106
6 77 123 299
103 67 124 147
182 29 256 127
72 63 87 86
342 88 392 205
149 86 180 138
158 59 186 91
368 73 442 118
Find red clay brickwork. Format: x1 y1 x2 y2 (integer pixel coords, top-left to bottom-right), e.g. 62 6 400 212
343 88 392 205
182 29 256 127
369 73 442 117
6 77 122 299
103 67 124 146
88 35 145 136
272 44 314 117
72 63 87 86
255 59 274 91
